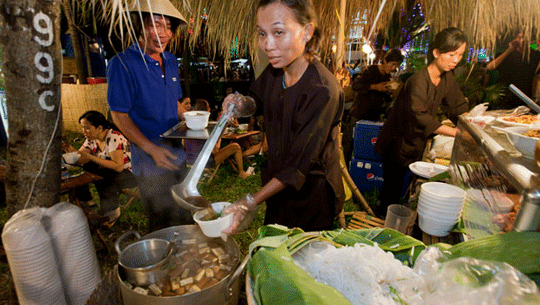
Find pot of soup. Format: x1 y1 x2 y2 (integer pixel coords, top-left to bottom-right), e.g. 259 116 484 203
117 225 247 305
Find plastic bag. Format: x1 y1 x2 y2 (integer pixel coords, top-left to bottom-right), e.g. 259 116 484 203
468 102 489 117
413 247 540 305
427 135 455 160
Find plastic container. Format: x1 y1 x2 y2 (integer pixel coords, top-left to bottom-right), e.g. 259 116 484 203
353 120 383 161
193 202 234 238
384 204 414 234
184 111 211 130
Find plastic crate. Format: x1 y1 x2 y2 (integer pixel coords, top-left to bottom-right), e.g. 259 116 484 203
353 120 383 161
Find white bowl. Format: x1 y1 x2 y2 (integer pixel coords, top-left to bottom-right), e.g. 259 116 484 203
417 201 462 218
62 152 80 164
193 202 233 238
184 111 210 130
494 126 538 160
418 193 465 211
237 123 249 131
418 214 455 237
417 206 460 222
420 182 466 199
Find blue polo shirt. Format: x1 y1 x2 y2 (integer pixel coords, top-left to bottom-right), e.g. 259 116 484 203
107 44 185 176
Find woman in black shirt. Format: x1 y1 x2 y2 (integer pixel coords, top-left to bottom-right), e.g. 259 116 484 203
222 0 344 234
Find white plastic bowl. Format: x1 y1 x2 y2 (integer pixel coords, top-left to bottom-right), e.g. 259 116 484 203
193 202 233 238
418 191 465 205
420 182 466 199
237 123 249 131
62 152 80 164
417 206 460 222
417 202 461 218
494 126 538 160
418 214 455 237
184 111 210 130
418 194 465 213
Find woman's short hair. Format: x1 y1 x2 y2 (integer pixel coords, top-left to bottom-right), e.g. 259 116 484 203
257 0 322 61
79 110 116 130
428 27 468 62
384 49 404 64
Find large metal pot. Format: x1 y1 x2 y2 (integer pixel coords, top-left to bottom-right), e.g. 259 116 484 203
117 225 248 305
115 231 176 287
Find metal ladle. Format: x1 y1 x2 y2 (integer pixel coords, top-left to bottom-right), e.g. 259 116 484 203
171 103 235 211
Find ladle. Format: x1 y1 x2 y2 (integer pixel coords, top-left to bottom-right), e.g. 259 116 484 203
171 103 235 211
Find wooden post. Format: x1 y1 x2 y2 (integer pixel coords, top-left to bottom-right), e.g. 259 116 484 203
335 0 347 71
0 0 63 216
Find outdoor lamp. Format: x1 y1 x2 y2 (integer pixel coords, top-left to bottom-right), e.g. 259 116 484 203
362 44 373 54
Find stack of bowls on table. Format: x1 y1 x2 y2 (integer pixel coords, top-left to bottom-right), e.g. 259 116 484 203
417 182 466 237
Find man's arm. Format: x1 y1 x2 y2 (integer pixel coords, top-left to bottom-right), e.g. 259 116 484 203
110 111 180 171
486 36 521 70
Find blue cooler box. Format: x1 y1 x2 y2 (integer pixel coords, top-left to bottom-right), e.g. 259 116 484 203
349 158 384 193
353 120 383 161
349 157 412 196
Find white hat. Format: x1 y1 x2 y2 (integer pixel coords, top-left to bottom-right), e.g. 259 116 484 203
131 0 187 24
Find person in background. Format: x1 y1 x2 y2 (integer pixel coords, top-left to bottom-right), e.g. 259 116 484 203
486 33 540 109
342 48 404 165
178 96 191 120
374 27 470 218
185 99 254 179
107 0 193 232
222 0 345 236
74 111 136 227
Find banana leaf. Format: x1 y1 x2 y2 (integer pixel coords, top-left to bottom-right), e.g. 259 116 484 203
247 225 427 304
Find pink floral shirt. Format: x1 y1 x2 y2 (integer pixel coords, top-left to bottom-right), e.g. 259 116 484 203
82 129 132 171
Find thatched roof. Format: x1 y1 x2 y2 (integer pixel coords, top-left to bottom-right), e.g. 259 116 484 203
85 0 540 64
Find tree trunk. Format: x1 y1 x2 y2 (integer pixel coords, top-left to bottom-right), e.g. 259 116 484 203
62 0 87 83
0 0 63 217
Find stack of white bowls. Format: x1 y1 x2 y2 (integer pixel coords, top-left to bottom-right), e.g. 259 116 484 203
2 207 68 305
50 203 101 305
417 182 466 237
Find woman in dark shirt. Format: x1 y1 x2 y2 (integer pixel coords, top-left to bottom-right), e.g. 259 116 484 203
222 0 344 235
374 27 470 217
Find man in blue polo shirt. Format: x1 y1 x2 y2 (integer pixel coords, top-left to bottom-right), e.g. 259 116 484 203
107 0 193 231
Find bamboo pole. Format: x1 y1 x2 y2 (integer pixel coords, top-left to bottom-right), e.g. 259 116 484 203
340 157 376 216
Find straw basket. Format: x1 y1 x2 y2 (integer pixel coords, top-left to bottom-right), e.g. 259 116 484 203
61 83 109 133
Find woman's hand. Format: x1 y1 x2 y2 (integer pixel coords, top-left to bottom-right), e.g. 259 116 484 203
221 193 258 240
77 151 92 165
222 92 256 120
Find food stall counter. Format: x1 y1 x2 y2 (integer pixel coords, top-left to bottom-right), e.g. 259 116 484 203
450 112 540 239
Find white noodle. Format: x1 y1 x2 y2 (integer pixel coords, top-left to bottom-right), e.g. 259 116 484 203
292 242 422 305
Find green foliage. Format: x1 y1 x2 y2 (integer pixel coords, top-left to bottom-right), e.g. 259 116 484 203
454 63 504 108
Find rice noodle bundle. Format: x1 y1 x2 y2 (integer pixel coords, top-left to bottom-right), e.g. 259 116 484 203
292 242 422 305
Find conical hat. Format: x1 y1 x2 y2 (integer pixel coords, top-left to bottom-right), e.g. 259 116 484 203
131 0 187 24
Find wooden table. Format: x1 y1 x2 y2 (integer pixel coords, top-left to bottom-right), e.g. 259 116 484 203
222 130 261 149
60 171 103 202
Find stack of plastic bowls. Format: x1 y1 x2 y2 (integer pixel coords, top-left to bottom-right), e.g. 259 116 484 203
417 182 466 237
2 208 68 305
50 203 101 305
